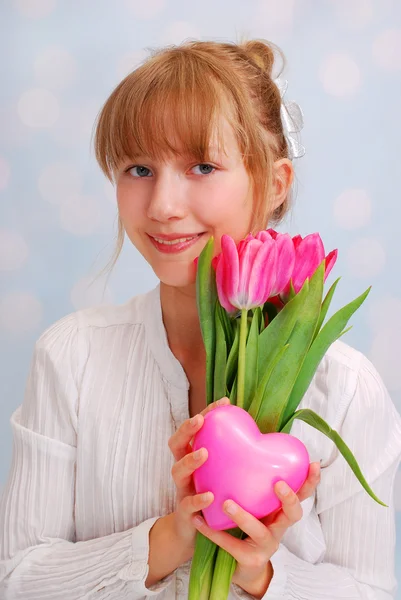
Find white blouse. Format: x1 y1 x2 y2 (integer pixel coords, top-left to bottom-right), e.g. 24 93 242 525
1 284 401 600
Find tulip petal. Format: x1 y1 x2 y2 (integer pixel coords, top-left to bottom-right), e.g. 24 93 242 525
216 255 237 313
324 249 338 280
248 238 278 306
270 233 296 296
238 239 263 307
266 228 279 240
255 230 273 242
292 233 325 293
215 235 240 313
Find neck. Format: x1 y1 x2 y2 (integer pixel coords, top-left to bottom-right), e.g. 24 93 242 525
160 281 205 363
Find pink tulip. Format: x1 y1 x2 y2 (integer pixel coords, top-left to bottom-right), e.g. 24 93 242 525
214 234 279 313
256 230 296 296
267 230 338 301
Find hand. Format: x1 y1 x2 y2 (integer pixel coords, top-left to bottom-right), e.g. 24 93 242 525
168 397 231 557
192 461 321 598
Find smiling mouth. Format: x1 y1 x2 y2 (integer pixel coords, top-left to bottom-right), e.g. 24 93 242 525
148 233 205 253
151 235 200 245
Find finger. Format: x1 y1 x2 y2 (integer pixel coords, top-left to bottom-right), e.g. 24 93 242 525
171 448 208 488
265 481 303 541
180 491 214 517
296 462 321 503
192 515 246 562
200 397 231 417
168 415 205 462
168 398 230 461
222 500 274 548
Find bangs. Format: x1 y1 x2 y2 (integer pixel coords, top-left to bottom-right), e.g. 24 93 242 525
94 51 238 180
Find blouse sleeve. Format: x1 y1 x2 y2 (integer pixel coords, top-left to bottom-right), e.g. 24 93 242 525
0 314 174 600
233 354 401 600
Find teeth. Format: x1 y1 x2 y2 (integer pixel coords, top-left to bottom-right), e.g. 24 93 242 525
153 235 198 245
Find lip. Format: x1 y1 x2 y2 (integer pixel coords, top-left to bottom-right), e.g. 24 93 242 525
148 232 203 240
147 232 205 254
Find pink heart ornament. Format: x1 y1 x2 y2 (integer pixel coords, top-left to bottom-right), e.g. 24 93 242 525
193 404 310 530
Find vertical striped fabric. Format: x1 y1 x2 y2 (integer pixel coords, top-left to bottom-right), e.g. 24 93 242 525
1 285 400 599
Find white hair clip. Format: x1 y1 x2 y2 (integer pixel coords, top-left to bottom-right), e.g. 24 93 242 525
274 78 305 160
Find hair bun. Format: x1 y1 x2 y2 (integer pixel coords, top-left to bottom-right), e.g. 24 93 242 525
241 39 276 76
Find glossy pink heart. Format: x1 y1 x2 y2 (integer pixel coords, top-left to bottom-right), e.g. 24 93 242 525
192 404 310 530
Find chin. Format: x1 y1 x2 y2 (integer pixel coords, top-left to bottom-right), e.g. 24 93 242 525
153 261 197 289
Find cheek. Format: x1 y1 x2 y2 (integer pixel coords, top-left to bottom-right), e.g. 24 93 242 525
195 173 252 226
116 182 146 237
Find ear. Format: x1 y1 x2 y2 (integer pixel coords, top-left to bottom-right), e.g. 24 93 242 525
270 158 294 212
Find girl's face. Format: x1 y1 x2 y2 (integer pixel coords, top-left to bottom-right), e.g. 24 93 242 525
116 117 259 289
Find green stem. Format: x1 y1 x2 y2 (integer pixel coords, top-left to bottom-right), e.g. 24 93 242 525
237 308 248 408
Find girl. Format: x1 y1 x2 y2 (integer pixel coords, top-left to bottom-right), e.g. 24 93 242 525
1 39 401 600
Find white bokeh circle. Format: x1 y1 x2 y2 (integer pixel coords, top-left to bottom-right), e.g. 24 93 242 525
70 276 114 310
49 101 98 147
369 326 401 392
59 194 101 236
161 21 201 44
319 53 362 97
0 231 29 271
17 88 60 128
372 28 401 72
34 46 78 91
0 157 11 191
38 162 83 205
124 0 166 19
333 189 372 229
0 292 43 334
366 296 401 394
0 106 32 147
14 0 56 19
116 49 150 81
253 0 296 38
367 294 401 334
347 237 386 278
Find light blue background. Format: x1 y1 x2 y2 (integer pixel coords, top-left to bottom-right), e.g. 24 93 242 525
1 0 400 595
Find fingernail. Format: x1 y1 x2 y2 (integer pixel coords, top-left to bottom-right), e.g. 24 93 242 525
190 415 200 426
314 463 321 477
193 516 204 527
275 481 291 496
201 492 213 502
224 500 237 515
217 397 229 406
194 449 204 460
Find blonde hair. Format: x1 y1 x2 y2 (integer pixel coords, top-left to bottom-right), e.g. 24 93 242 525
92 37 293 280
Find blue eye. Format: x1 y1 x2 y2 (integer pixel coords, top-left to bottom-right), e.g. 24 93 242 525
128 166 152 178
192 164 215 175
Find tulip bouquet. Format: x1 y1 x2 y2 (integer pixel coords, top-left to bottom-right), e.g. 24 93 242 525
188 229 386 600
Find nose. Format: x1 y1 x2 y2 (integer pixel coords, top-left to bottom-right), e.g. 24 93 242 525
146 170 187 223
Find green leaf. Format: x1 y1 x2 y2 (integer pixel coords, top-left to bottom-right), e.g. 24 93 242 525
257 263 325 434
280 409 387 507
229 374 238 405
196 237 217 405
217 301 235 349
248 344 290 422
280 286 371 429
188 533 218 600
225 320 239 390
257 279 309 378
313 277 341 343
214 303 228 402
209 529 244 600
243 308 260 411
